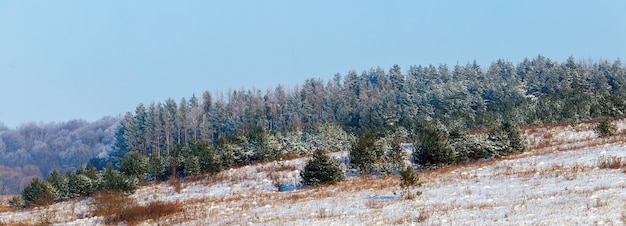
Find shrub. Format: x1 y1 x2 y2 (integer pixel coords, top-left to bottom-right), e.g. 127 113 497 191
597 155 624 169
595 118 618 138
21 178 56 207
301 149 344 186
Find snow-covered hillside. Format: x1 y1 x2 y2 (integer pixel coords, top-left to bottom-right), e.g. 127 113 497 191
2 120 626 225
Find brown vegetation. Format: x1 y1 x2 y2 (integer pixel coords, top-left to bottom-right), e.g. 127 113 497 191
92 191 183 225
0 196 14 213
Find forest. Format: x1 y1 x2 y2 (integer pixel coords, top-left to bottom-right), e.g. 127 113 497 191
2 55 625 195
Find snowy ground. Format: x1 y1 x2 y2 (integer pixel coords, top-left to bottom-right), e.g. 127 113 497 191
1 119 626 225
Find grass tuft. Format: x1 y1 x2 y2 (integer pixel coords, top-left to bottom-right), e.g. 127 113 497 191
597 156 624 169
365 199 383 210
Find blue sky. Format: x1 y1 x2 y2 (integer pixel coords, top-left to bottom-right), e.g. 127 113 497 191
1 1 625 128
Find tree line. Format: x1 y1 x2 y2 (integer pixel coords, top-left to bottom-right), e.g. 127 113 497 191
14 119 527 207
112 55 625 161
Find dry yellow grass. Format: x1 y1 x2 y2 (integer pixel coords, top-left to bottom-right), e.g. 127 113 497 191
92 191 183 225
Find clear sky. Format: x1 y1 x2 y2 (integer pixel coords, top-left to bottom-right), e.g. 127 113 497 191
1 1 625 128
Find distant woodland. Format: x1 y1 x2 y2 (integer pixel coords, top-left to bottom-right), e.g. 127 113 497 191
0 118 117 194
2 55 626 194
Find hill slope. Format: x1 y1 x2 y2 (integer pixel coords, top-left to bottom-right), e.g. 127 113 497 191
2 119 626 225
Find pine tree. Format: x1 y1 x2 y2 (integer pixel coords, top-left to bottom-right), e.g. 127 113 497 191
148 154 167 182
8 196 24 209
112 112 136 166
488 122 526 156
46 170 69 201
349 131 380 173
21 178 56 207
101 163 138 193
412 122 454 169
216 137 235 168
450 134 499 162
249 126 273 162
85 164 101 189
301 150 344 186
67 173 94 198
184 155 201 177
398 166 422 199
381 140 407 175
119 151 148 183
194 141 222 175
595 117 618 138
178 97 190 144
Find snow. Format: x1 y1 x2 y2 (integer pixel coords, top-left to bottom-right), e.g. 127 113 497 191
2 119 626 225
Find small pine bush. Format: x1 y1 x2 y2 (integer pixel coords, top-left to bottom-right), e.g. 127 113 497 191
595 118 618 138
349 131 381 173
398 166 422 200
67 174 95 198
21 178 56 207
46 170 69 201
120 151 149 182
412 122 454 169
148 155 167 182
381 140 407 176
8 196 24 209
301 150 344 186
101 164 138 194
488 122 526 156
184 155 201 177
